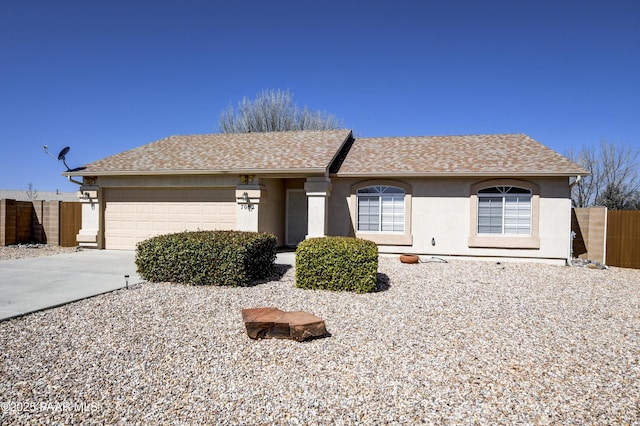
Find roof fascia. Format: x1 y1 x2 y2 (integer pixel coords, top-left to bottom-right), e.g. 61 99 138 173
332 171 590 178
326 130 354 175
63 167 329 178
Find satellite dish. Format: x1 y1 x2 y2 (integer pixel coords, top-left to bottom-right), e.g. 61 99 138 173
57 146 70 161
56 146 85 172
43 145 85 173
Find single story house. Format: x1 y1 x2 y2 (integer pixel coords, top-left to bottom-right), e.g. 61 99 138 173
64 130 588 264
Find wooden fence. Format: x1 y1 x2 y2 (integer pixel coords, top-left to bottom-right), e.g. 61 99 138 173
606 210 640 269
59 202 82 247
0 199 82 247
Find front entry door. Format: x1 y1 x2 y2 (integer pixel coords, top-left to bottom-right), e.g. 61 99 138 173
286 189 308 246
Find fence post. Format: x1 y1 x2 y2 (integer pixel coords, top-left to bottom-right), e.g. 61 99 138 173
1 199 18 246
32 200 44 243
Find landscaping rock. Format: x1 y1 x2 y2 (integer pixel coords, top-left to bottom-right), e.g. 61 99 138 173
571 258 608 269
241 307 328 341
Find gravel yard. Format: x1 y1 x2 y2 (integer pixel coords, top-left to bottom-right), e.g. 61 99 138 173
1 254 639 424
0 244 79 261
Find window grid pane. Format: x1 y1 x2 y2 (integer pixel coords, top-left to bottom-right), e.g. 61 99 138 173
478 189 531 235
478 197 503 234
504 196 531 235
357 196 379 231
381 195 404 232
357 187 405 233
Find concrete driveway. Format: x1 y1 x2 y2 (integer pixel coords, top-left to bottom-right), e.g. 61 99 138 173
0 250 141 321
0 250 296 321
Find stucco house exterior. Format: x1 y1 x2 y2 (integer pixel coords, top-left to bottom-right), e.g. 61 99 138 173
65 130 588 264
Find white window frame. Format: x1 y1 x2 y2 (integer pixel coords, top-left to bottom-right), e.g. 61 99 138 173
477 186 532 236
351 180 412 246
468 179 540 249
357 185 405 233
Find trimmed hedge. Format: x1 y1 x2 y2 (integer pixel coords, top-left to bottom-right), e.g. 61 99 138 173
135 230 277 286
295 236 378 293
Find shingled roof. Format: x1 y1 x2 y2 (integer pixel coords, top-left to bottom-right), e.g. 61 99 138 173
72 130 352 176
335 134 588 177
68 131 587 178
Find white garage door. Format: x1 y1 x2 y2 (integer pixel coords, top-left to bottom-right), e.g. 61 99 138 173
104 188 236 250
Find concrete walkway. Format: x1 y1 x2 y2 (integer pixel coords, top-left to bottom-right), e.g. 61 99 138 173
0 250 296 321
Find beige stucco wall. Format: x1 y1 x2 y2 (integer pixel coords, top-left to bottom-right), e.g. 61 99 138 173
79 173 574 261
329 177 573 263
257 178 286 245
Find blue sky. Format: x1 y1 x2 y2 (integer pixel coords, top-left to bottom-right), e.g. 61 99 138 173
1 0 638 192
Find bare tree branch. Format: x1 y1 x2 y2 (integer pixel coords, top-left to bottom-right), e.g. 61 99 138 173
25 183 38 201
218 89 342 133
569 139 640 209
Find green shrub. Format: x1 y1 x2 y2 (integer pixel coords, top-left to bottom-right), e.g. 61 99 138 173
295 236 378 293
135 230 277 286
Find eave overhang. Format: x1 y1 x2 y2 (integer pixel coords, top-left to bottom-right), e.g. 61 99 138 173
63 167 330 178
332 171 590 178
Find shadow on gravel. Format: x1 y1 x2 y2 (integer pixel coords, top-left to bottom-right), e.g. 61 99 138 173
249 265 391 293
376 272 391 292
248 264 292 286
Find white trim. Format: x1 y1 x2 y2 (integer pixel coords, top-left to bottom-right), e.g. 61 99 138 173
477 186 532 236
356 185 405 233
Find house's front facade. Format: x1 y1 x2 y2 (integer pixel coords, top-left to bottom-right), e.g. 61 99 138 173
65 130 587 264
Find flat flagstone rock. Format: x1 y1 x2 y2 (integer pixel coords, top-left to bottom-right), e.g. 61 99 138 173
242 307 329 341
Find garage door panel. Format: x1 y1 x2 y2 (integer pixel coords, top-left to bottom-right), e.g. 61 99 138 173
167 204 186 214
122 221 137 230
168 222 186 232
185 205 203 214
136 221 152 231
105 188 236 250
152 221 169 231
152 204 169 214
202 205 218 215
184 222 204 231
121 204 138 214
135 204 152 214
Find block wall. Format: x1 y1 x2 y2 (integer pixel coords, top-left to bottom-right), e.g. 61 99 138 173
572 207 607 263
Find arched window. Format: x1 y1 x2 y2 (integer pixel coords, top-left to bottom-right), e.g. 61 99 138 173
478 186 532 235
357 186 405 232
